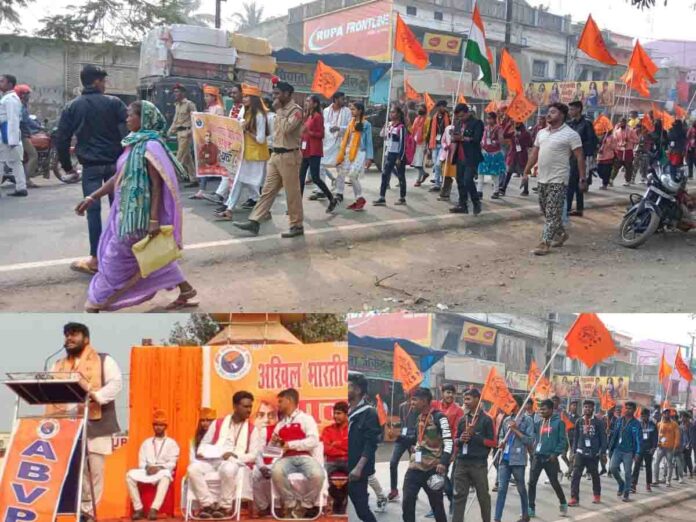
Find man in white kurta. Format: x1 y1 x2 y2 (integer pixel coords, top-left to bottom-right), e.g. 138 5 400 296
126 410 180 520
0 74 27 196
187 391 256 518
249 400 280 515
318 93 351 189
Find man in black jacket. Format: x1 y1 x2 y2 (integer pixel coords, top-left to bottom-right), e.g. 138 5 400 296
631 408 658 492
449 103 484 216
566 101 597 217
348 372 381 522
388 391 417 501
56 65 127 275
569 400 607 506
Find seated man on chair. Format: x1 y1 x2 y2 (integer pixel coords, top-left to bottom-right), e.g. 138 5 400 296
271 388 324 519
250 398 280 517
322 401 349 514
188 391 255 519
190 408 218 464
127 409 180 520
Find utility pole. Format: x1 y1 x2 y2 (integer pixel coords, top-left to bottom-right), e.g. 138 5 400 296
500 0 514 100
215 0 225 29
687 332 695 411
544 313 555 379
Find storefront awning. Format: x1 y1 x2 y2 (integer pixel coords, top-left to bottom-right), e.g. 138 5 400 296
272 48 390 85
348 332 448 372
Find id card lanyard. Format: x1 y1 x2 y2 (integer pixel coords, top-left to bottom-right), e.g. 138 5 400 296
461 414 477 456
536 418 551 453
414 409 432 463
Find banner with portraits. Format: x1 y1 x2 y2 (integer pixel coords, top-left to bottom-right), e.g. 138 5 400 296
551 375 630 400
192 112 244 179
523 81 616 108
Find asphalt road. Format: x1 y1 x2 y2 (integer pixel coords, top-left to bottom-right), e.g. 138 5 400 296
2 169 690 312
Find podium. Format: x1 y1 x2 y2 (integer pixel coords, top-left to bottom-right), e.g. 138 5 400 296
1 371 95 521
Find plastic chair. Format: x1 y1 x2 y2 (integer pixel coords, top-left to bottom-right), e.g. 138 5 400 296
182 465 248 521
133 473 176 517
327 469 349 517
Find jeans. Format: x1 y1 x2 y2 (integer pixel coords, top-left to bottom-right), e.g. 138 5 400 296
631 452 653 487
653 447 674 482
300 155 333 199
452 461 490 522
687 152 696 178
566 166 584 212
380 152 406 199
348 478 377 522
528 455 566 509
494 462 527 522
82 163 116 257
389 440 411 490
570 454 600 499
597 162 613 187
609 450 634 496
432 145 442 186
670 451 685 481
402 468 446 522
455 162 480 207
684 448 693 475
271 455 324 509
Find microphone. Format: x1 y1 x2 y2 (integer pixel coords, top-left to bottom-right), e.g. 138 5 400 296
43 347 65 373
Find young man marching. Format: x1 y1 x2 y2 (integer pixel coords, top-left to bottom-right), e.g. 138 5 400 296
569 400 606 506
608 401 642 502
632 408 657 492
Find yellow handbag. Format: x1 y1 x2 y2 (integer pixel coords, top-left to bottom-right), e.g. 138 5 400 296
131 225 182 278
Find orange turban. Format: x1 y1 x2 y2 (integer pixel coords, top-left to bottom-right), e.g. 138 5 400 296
242 83 261 97
202 84 222 107
152 409 168 425
199 407 217 421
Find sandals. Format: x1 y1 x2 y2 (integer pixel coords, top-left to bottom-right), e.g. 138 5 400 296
70 259 97 276
214 211 234 221
165 289 199 310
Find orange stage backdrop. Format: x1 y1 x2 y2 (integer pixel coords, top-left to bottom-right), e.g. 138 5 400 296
205 343 348 429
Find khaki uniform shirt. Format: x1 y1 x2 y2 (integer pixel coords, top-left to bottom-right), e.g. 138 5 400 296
272 101 303 150
169 98 197 135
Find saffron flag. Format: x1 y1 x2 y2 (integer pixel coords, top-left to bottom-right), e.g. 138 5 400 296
458 94 468 105
674 349 693 382
565 313 618 368
465 2 493 87
528 359 551 399
652 103 675 130
630 40 658 83
393 342 423 392
404 78 422 101
506 94 537 123
424 92 436 114
500 48 524 95
622 67 651 97
375 393 388 426
658 349 673 384
394 14 428 69
484 100 498 114
481 366 517 415
641 113 655 133
311 60 345 99
600 389 616 411
675 104 687 120
560 410 575 432
577 14 618 65
593 114 613 135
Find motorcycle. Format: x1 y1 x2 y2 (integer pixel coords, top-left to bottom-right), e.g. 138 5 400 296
618 163 694 248
29 123 81 184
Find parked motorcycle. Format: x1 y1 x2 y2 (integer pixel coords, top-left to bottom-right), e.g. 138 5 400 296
29 124 81 184
618 164 694 248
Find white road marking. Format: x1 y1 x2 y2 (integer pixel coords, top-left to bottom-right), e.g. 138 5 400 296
0 196 626 274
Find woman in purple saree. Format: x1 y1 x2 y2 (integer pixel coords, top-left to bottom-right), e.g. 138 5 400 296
75 100 197 311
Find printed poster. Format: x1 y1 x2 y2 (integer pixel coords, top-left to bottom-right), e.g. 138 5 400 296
524 81 616 108
192 112 244 179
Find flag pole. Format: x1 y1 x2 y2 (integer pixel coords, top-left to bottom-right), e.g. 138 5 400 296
455 3 477 107
685 89 696 116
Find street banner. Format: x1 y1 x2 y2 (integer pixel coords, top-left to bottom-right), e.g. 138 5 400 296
461 321 497 346
550 375 630 400
0 418 83 522
206 342 348 429
192 112 244 179
524 81 616 108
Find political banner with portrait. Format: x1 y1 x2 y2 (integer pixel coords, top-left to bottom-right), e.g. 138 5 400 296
551 375 630 400
205 343 348 429
191 112 244 179
523 81 616 108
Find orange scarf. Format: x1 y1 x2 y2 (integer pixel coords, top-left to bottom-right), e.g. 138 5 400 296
337 117 363 164
429 112 450 149
50 345 103 420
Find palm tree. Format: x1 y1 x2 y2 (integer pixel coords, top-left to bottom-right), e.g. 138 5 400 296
231 1 264 31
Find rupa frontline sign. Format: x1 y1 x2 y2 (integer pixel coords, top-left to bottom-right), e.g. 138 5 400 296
303 0 393 62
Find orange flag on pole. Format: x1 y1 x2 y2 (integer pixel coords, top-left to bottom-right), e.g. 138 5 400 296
393 342 423 392
404 78 422 101
641 113 655 132
481 366 517 415
593 114 613 135
394 14 428 69
458 94 468 105
577 14 618 65
375 393 388 426
622 67 651 97
560 410 575 432
484 100 498 114
600 389 616 411
424 92 436 114
630 40 658 83
565 313 618 368
506 93 537 123
675 104 687 120
528 359 551 399
499 48 524 96
658 349 673 384
311 60 345 99
674 349 693 382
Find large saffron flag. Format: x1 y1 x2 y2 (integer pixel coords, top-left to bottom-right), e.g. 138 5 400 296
311 60 345 99
658 349 673 384
393 342 423 391
481 366 517 415
652 103 675 131
593 114 613 135
404 78 422 101
465 2 492 87
565 313 618 368
630 40 658 83
674 349 692 382
499 48 524 95
641 112 655 132
506 94 537 123
622 67 651 97
394 14 428 69
424 92 436 115
577 14 618 65
527 359 551 399
375 393 388 426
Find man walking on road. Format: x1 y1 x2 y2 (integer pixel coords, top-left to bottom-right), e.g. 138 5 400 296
402 387 452 522
234 81 305 238
566 101 597 217
632 408 657 493
569 399 606 506
452 388 495 522
653 409 679 486
0 73 28 197
523 103 585 256
448 103 484 216
608 401 642 502
388 392 417 503
56 65 127 275
347 373 381 522
528 399 568 518
168 84 196 184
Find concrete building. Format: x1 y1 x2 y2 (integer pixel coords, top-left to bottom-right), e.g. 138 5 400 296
0 34 139 123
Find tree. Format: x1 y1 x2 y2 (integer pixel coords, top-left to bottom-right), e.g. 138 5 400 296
1 0 33 25
166 314 221 346
231 1 264 32
285 314 348 344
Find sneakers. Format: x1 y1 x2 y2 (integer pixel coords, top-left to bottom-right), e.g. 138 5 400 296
679 479 686 484
568 498 579 507
9 189 28 197
491 484 499 492
347 197 366 211
622 495 630 502
630 486 637 494
472 201 482 215
327 198 338 213
559 503 568 517
373 198 386 206
387 489 400 502
424 510 435 518
394 198 407 206
533 242 551 256
232 220 260 235
592 495 601 504
449 205 469 214
376 496 388 512
240 198 256 209
528 508 536 518
491 191 501 199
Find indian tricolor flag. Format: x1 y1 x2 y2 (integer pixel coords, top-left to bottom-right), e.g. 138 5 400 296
465 2 493 87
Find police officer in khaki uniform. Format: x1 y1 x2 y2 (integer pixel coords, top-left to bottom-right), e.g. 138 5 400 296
167 84 197 184
234 81 305 238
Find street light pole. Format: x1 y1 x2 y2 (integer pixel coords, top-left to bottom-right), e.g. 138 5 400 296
215 0 225 29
